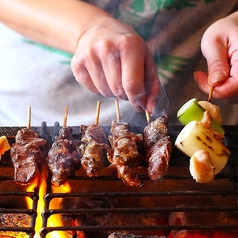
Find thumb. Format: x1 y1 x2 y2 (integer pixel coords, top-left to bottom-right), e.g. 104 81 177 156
201 36 230 86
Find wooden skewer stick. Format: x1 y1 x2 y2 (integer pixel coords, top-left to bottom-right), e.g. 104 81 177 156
63 105 69 127
208 86 214 102
145 110 150 124
95 101 101 125
27 106 31 129
115 99 121 123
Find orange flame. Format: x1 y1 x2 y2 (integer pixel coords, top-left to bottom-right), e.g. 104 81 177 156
26 166 71 238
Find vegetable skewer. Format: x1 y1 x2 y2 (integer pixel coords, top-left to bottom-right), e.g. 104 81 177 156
175 110 230 183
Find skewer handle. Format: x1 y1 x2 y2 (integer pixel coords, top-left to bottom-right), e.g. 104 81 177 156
63 105 69 127
145 110 150 124
27 106 31 129
95 101 101 125
115 99 121 122
208 86 214 102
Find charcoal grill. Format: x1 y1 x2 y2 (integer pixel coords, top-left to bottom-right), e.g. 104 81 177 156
0 123 238 238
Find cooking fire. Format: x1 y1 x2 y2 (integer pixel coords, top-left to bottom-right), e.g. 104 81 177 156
0 100 238 238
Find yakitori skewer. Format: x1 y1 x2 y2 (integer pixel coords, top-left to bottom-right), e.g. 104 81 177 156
143 113 172 180
10 106 47 185
46 105 81 185
79 101 110 177
107 99 144 187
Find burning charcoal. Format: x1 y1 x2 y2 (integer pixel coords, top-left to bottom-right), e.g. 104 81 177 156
0 213 30 237
0 213 30 227
168 208 238 237
72 208 168 238
108 233 165 238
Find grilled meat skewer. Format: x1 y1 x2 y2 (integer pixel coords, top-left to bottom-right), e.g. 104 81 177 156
143 114 172 180
107 121 144 187
79 124 110 177
46 126 81 185
10 128 47 185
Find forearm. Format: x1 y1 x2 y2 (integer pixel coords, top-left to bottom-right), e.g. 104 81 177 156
0 0 113 53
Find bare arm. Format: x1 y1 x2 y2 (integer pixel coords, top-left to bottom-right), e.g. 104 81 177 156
0 0 113 53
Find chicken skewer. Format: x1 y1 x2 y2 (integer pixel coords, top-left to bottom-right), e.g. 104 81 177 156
10 106 47 185
143 112 172 180
46 106 81 186
107 99 144 187
79 101 110 177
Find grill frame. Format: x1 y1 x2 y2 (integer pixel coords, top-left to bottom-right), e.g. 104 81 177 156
0 124 238 238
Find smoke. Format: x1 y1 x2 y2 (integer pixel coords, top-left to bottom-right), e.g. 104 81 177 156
151 84 169 120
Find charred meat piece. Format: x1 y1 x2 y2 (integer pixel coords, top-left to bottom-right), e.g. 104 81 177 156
143 114 172 180
80 124 108 144
79 124 110 177
107 121 144 187
46 126 81 185
10 128 47 185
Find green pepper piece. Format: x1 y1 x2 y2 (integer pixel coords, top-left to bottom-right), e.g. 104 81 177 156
177 98 224 135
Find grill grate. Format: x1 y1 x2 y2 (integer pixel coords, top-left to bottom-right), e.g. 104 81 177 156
0 124 238 238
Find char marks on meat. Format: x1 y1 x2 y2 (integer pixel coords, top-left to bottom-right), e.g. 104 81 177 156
107 121 144 187
143 114 172 180
79 124 110 177
46 126 81 185
10 128 47 185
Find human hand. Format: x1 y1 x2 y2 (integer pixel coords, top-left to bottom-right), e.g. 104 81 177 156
71 17 161 114
194 11 238 103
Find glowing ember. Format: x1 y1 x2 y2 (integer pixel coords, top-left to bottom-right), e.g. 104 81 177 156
168 231 236 238
26 166 71 238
